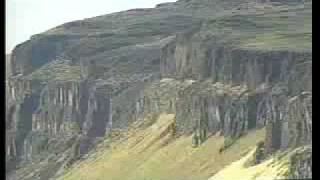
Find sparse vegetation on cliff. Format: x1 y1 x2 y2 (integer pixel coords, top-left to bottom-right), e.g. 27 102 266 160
6 0 311 179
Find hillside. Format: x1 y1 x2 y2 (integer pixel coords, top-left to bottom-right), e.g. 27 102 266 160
59 114 266 180
6 0 312 179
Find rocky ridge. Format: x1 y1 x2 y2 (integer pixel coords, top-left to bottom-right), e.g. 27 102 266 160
6 0 312 179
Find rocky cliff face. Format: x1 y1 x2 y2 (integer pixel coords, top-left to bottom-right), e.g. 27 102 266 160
6 0 312 179
156 1 312 153
161 26 312 92
289 146 312 179
161 39 312 150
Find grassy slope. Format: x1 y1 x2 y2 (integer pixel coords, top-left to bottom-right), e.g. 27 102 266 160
59 114 265 180
209 146 312 180
26 59 81 82
204 1 312 52
209 149 289 180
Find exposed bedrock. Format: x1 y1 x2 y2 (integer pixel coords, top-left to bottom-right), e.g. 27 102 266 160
160 33 312 94
6 78 113 169
289 146 312 179
32 81 82 135
134 31 313 151
5 1 312 179
158 31 312 151
9 35 78 76
6 31 312 175
6 71 157 168
27 79 115 157
265 91 312 153
6 78 42 164
177 83 311 149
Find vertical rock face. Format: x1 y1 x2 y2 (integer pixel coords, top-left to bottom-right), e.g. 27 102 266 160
281 92 312 149
22 79 116 159
6 65 157 176
262 91 312 153
161 33 312 94
175 81 260 139
158 27 312 152
5 76 113 172
33 82 77 135
6 77 41 163
84 84 111 138
6 0 311 179
160 38 177 78
111 81 147 129
10 35 73 76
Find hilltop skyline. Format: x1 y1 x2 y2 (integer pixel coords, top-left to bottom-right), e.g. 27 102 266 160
6 0 176 53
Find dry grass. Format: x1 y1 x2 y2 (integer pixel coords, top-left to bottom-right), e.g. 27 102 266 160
59 114 266 180
208 148 298 180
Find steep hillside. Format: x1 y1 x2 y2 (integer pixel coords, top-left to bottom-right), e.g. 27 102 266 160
209 145 311 180
59 114 266 180
6 0 311 179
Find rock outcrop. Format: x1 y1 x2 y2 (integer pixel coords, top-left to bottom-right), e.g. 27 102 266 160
289 146 312 179
6 0 312 179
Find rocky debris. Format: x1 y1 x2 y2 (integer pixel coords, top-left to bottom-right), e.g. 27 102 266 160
288 146 312 179
6 0 311 179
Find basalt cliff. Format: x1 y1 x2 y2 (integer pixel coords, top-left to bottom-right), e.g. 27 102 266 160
6 0 312 179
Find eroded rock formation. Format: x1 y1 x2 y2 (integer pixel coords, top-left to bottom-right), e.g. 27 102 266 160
6 0 312 179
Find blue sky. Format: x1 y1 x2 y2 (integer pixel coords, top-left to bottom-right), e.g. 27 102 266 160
6 0 176 53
